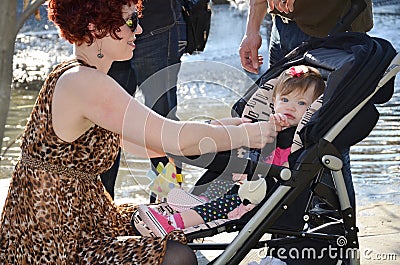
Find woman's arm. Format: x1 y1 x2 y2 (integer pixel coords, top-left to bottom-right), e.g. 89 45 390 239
122 118 252 158
52 67 280 156
121 139 166 158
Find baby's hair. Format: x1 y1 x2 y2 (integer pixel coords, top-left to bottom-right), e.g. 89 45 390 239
273 65 325 102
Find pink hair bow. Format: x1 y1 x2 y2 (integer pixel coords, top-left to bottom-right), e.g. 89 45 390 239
289 66 307 77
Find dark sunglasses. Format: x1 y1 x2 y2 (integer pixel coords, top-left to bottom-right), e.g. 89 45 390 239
125 11 138 32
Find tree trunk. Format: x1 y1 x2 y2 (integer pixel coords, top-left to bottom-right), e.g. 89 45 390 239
0 0 17 153
0 0 46 153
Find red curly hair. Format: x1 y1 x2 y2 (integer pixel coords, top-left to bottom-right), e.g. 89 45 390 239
47 0 142 45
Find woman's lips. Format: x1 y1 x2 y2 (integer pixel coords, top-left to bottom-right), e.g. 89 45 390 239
127 40 136 48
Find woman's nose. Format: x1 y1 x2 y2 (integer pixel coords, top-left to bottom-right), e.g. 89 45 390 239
134 24 143 35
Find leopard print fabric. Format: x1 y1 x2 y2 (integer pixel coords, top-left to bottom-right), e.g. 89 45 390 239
0 60 186 264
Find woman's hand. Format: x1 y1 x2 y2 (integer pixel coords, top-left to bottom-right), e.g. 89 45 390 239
240 121 281 149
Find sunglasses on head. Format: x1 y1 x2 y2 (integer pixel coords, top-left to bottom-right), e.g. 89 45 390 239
125 11 138 32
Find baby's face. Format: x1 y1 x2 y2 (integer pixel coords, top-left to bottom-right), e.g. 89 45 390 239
273 88 315 127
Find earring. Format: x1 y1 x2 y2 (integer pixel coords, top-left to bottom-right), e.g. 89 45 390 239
96 40 104 59
97 49 104 59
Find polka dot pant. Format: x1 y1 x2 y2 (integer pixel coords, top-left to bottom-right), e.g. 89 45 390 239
199 179 236 201
192 193 242 222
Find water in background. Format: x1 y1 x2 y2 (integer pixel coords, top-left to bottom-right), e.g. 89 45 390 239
1 4 400 207
344 4 400 205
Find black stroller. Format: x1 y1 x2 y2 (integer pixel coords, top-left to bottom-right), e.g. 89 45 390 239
132 3 400 265
160 20 400 265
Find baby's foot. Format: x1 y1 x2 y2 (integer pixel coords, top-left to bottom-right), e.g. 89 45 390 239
137 205 177 237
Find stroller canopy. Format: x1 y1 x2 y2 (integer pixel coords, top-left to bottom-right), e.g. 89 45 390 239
235 32 397 151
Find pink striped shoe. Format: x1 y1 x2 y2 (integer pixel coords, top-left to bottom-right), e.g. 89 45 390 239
137 205 176 237
131 203 177 237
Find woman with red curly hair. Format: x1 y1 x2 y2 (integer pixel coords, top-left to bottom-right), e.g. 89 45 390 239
0 0 281 263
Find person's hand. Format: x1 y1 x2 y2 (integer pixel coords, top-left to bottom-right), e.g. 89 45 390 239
209 117 252 126
232 173 248 182
267 0 295 14
269 113 290 128
239 33 263 74
240 121 281 149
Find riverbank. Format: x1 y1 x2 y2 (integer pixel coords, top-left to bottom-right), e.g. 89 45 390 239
357 202 400 264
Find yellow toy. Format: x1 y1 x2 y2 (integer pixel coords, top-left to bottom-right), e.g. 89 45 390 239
147 161 184 198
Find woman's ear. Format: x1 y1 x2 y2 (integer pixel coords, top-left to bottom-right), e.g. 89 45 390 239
88 23 100 37
88 23 96 31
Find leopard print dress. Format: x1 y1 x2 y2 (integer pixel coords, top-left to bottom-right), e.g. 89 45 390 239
0 60 186 264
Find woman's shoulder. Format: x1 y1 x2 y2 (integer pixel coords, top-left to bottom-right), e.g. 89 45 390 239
55 60 118 99
52 59 92 72
57 59 102 84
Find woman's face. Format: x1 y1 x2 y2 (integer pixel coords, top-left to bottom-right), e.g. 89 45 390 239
101 4 142 61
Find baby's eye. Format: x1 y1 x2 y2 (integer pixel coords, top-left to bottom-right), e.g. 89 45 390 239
298 101 307 106
281 97 289 102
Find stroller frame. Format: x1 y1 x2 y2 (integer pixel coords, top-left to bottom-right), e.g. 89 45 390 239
184 52 400 265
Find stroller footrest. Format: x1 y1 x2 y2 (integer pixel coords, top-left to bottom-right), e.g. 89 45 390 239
184 219 240 241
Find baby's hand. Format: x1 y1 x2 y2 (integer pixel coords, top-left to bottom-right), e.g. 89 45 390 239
232 173 247 182
270 113 290 128
258 55 263 66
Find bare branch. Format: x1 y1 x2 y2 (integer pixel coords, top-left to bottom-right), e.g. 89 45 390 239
15 0 47 35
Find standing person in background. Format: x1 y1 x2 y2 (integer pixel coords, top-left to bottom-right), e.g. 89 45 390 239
239 0 373 71
101 0 187 201
238 0 373 207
